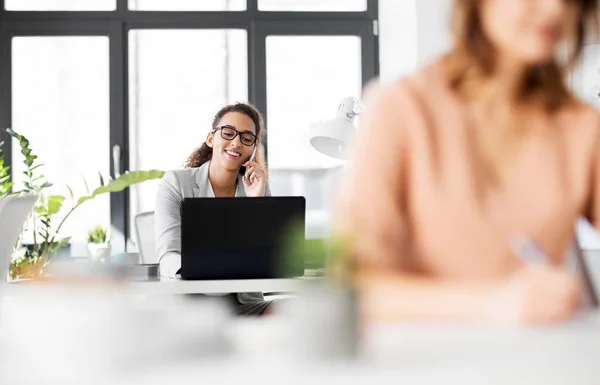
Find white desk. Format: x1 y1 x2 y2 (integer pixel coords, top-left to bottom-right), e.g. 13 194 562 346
2 276 318 297
0 279 598 385
128 277 313 295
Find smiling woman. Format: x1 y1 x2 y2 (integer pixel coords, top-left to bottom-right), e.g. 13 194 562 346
154 102 275 316
183 102 267 196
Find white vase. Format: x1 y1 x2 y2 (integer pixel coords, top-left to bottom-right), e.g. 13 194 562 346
87 243 111 261
281 282 359 361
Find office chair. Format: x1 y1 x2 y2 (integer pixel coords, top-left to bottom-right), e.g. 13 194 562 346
0 194 39 283
567 238 599 308
134 211 157 264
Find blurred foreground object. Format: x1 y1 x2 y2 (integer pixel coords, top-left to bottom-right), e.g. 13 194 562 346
0 283 231 385
279 222 358 360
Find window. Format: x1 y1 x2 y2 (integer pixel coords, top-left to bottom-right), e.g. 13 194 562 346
128 29 248 232
266 35 361 170
265 35 362 238
5 0 115 10
11 36 111 247
570 43 600 109
129 0 245 11
1 3 378 252
258 0 367 12
577 219 600 249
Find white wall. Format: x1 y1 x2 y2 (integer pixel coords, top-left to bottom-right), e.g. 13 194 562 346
378 0 452 84
378 0 417 83
415 0 453 66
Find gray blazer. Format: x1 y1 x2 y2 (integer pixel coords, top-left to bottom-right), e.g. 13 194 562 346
154 161 271 303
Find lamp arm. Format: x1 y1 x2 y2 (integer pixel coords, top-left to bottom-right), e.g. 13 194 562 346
346 97 363 119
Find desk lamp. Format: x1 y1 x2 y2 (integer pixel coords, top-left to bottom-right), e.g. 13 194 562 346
309 97 359 160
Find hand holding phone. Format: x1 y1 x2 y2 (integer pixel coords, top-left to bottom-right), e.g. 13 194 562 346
242 146 266 197
241 146 257 177
247 147 257 168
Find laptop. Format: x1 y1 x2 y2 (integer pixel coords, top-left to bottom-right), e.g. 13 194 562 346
180 197 306 280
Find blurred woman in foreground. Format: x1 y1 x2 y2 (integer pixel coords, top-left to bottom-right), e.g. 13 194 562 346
338 0 599 325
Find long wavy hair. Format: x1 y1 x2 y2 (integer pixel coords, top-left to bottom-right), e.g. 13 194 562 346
184 102 267 172
443 0 598 111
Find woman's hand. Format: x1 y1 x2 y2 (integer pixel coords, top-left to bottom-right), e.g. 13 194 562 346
242 160 267 197
487 265 581 326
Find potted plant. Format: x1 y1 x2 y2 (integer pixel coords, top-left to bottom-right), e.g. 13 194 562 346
279 219 358 360
87 225 110 261
1 128 165 280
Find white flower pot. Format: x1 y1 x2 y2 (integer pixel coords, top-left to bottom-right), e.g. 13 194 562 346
87 243 111 261
280 282 358 360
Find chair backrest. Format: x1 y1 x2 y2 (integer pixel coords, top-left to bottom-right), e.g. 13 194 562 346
135 211 157 264
0 194 38 282
566 238 599 309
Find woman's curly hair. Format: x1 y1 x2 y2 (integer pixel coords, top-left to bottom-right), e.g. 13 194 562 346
184 102 266 170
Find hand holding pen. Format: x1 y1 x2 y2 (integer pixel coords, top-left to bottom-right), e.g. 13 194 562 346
486 235 580 326
510 235 551 266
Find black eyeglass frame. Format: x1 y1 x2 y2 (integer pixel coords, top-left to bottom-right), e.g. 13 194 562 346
212 125 257 146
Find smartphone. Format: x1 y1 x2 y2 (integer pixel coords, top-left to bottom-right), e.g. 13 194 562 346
240 146 257 176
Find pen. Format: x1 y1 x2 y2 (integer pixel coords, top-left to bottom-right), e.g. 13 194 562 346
510 235 551 265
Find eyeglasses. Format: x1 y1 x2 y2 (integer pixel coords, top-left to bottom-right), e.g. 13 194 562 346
213 125 257 146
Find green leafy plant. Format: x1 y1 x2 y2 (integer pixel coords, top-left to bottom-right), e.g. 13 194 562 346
2 128 165 279
88 225 108 244
279 218 355 286
0 141 13 197
6 128 56 261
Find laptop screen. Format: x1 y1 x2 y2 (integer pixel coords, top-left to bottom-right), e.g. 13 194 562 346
180 197 306 279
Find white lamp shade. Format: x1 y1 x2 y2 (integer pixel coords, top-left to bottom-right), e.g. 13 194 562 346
310 97 357 160
310 119 355 160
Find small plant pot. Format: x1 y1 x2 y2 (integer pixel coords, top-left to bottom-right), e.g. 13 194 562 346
87 243 111 261
9 258 46 280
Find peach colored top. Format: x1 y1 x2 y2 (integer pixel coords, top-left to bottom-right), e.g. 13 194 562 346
341 64 600 280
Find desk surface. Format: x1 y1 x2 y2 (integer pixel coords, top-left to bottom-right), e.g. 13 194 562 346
128 276 312 295
1 280 598 385
135 313 600 385
3 276 317 296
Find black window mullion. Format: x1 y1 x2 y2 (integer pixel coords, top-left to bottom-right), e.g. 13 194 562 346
117 0 127 13
250 20 376 35
247 0 258 14
359 20 378 86
109 20 129 253
0 29 11 176
366 0 378 19
126 18 249 30
0 20 108 34
249 19 267 159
